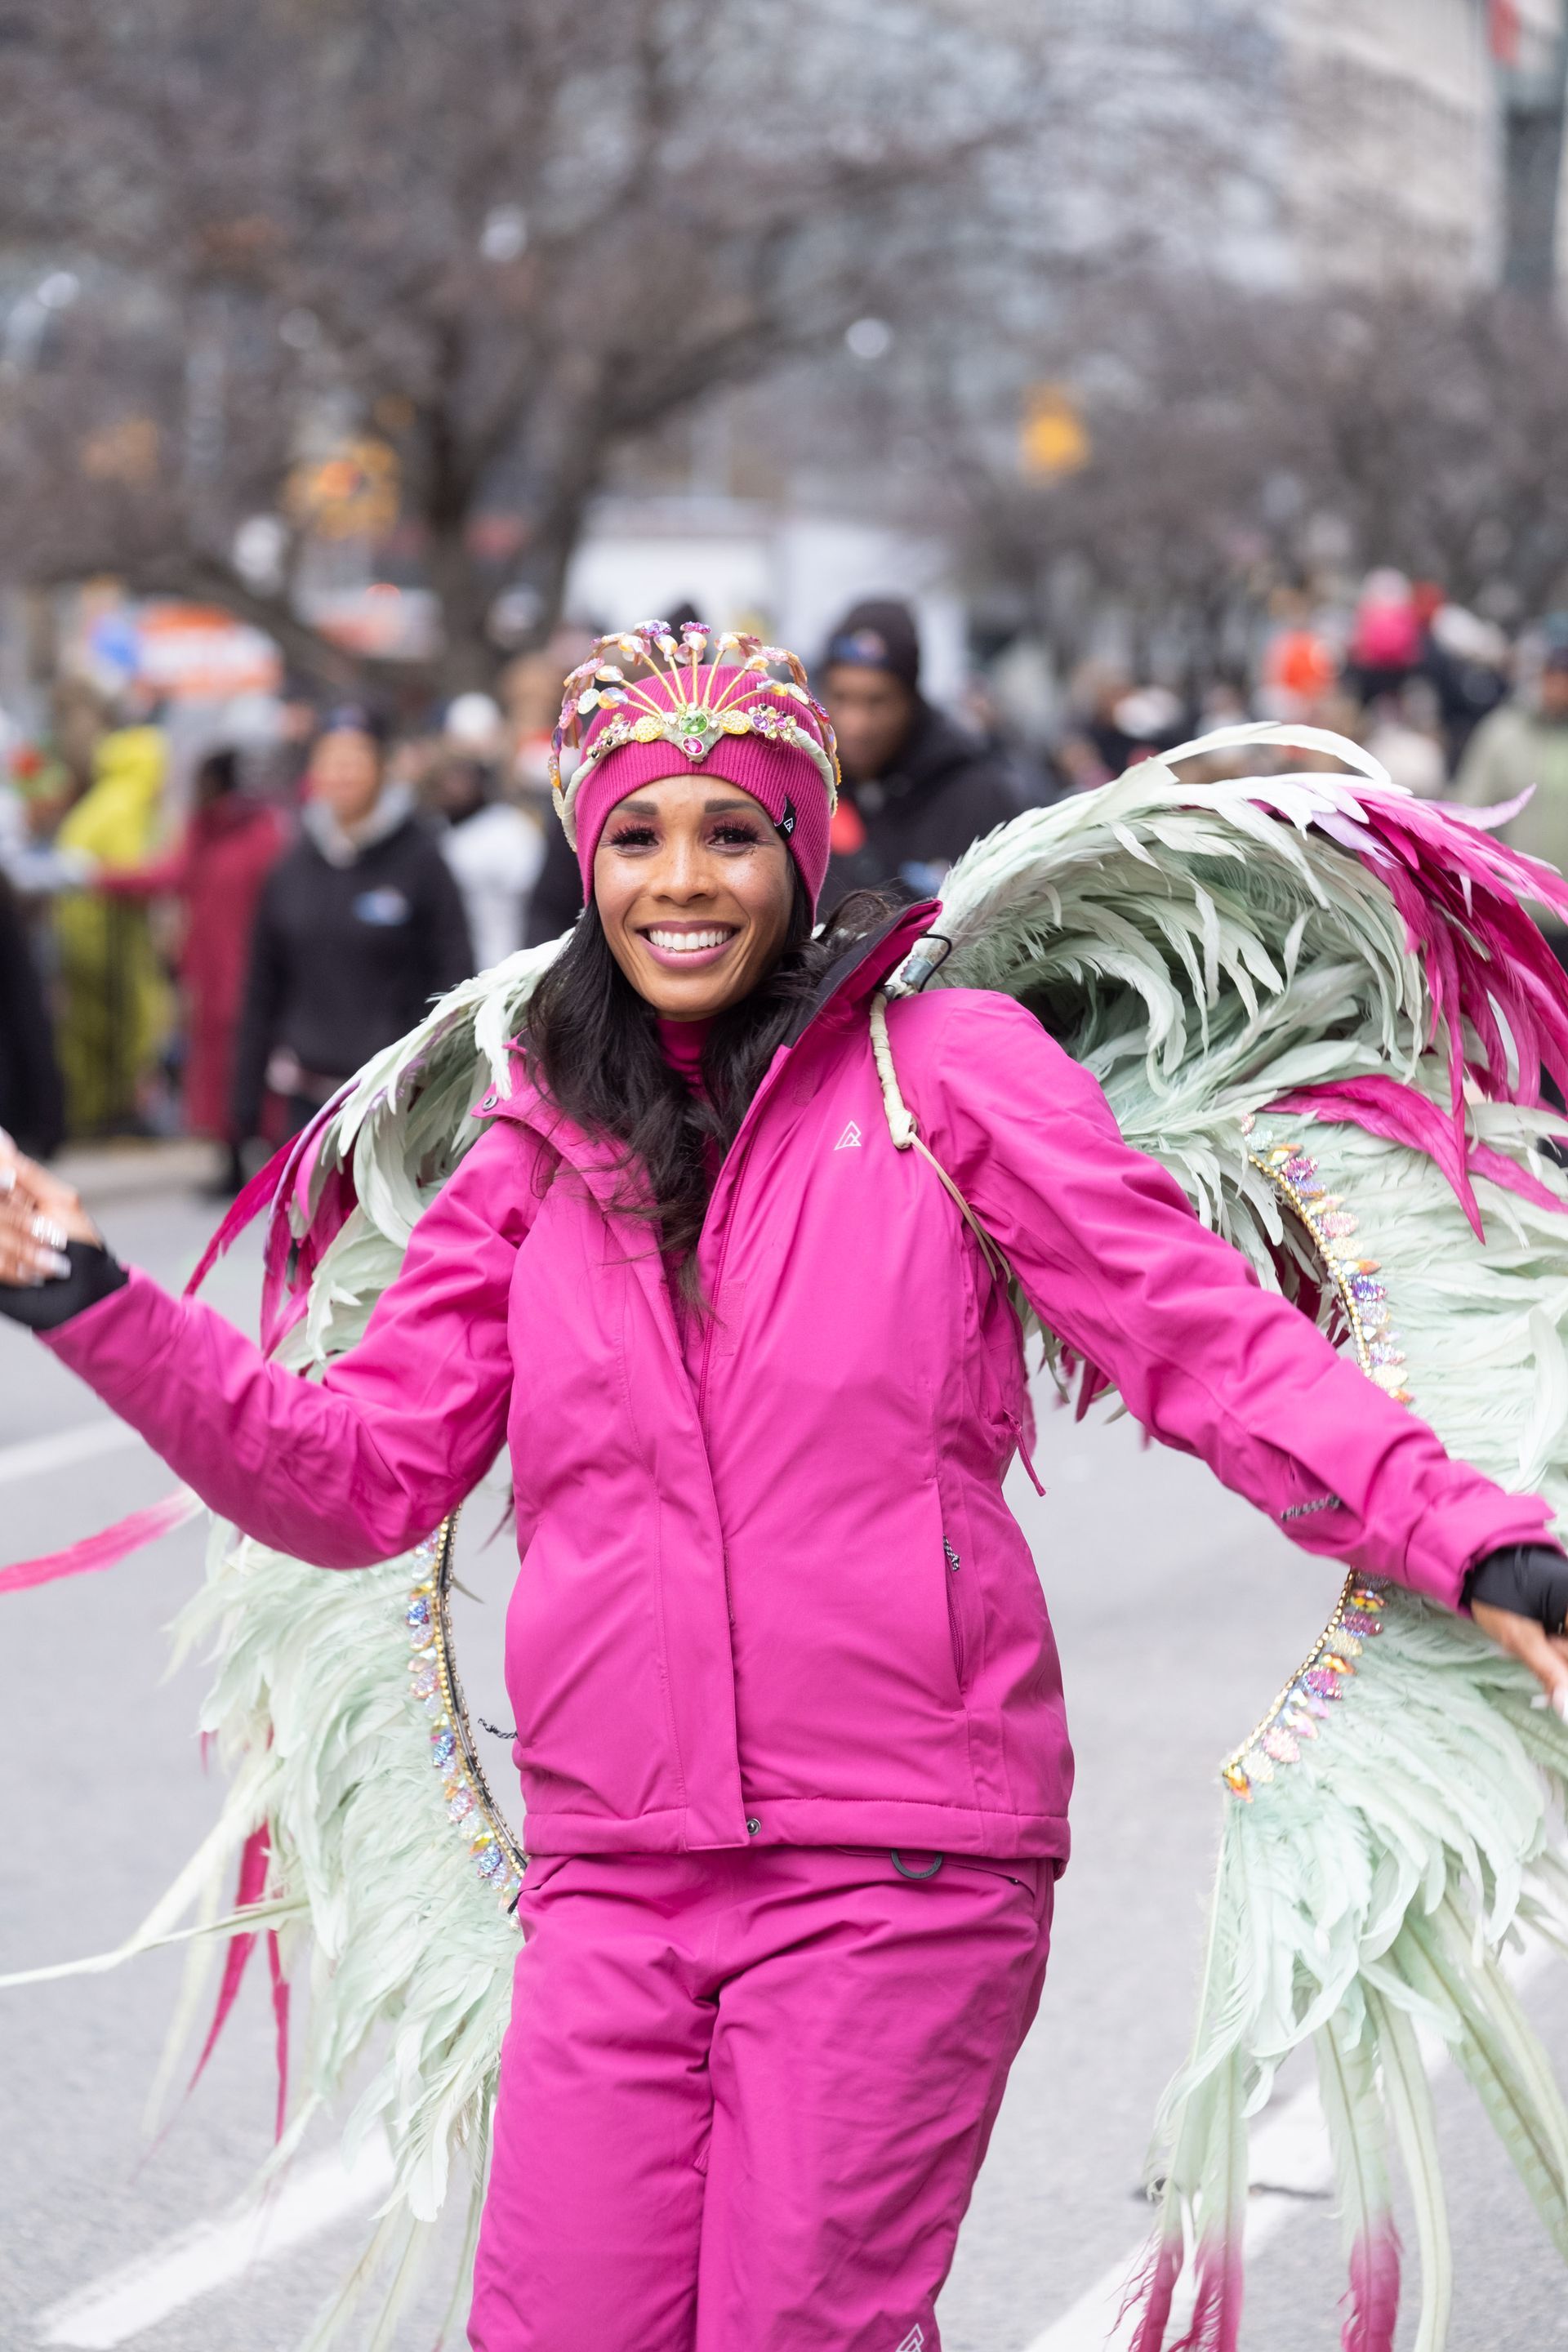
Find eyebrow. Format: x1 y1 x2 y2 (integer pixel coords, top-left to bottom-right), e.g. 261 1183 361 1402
613 795 756 816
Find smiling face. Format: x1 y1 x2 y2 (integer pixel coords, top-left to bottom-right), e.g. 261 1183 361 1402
592 772 796 1019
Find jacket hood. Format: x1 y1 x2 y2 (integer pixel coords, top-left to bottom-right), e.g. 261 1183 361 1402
301 780 418 868
878 702 996 804
57 724 168 863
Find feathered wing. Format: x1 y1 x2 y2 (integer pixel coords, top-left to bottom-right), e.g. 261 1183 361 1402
176 942 571 2344
888 721 1568 2351
0 939 575 2348
17 720 1568 2346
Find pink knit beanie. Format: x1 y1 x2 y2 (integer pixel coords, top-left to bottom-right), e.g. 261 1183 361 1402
550 621 839 911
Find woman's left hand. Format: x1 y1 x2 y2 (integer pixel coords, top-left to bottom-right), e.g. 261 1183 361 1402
1471 1599 1568 1718
1467 1544 1568 1718
0 1130 102 1287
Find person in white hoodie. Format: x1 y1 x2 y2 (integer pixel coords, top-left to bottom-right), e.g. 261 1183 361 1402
435 754 545 971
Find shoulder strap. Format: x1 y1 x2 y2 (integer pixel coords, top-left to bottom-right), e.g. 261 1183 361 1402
868 991 1010 1288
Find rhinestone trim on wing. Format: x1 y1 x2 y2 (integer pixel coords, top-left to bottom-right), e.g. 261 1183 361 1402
404 1517 526 1907
1219 1126 1402 1801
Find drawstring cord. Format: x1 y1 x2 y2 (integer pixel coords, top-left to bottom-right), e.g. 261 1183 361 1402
868 991 1009 1288
870 990 1048 1498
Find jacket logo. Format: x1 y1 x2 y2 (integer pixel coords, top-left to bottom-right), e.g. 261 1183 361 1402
895 2329 925 2352
834 1120 862 1151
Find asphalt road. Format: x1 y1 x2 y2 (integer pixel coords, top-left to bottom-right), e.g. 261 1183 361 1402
4 1159 1568 2350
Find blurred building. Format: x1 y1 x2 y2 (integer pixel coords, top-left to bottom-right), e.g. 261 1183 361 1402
1271 0 1566 291
562 497 969 710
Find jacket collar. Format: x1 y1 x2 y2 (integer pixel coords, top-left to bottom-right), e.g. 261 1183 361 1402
301 782 416 869
783 898 938 1044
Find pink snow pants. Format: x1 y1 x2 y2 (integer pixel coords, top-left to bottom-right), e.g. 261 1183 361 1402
468 1845 1055 2352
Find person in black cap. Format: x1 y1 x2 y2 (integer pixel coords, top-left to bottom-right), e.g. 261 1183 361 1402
816 598 1020 907
232 706 473 1140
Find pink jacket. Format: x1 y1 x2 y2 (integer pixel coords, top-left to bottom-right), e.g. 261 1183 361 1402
45 906 1553 1861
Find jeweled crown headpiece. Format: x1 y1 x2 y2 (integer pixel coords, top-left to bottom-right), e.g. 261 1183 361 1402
550 618 840 849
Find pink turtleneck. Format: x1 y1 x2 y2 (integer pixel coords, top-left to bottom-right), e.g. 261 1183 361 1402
655 1014 713 1094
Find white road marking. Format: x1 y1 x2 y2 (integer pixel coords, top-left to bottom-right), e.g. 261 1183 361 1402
0 1420 140 1487
1022 1938 1553 2352
33 2137 394 2349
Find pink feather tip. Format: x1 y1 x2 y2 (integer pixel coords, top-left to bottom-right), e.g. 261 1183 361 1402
0 1487 201 1596
1341 2222 1401 2352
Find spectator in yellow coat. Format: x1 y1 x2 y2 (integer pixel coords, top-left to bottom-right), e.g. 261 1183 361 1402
53 719 171 1136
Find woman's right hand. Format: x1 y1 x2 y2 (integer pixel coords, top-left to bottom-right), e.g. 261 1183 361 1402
0 1129 102 1286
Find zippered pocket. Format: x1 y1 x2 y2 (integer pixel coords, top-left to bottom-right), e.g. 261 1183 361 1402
942 1534 966 1688
942 1853 1040 1894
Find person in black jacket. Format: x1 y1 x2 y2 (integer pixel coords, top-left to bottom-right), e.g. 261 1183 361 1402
0 873 64 1158
814 599 1019 908
233 709 473 1140
523 598 1021 942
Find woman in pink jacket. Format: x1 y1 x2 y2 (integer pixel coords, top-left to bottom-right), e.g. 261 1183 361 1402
2 625 1567 2352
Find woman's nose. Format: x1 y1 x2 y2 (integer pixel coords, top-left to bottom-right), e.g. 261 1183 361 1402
651 842 714 898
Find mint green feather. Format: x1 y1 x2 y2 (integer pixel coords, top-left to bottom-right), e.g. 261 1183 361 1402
30 726 1568 2345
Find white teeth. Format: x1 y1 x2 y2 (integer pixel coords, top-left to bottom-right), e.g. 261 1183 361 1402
647 929 733 953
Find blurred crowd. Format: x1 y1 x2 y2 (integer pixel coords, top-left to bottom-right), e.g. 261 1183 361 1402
2 572 1564 1186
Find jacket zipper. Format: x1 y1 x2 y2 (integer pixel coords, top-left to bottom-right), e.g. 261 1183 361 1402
695 916 933 1645
697 1056 794 1627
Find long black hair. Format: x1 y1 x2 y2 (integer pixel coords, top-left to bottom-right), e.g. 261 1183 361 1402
524 879 898 1297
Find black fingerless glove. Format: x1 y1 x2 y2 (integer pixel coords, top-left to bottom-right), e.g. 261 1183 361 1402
1463 1544 1568 1634
0 1240 128 1331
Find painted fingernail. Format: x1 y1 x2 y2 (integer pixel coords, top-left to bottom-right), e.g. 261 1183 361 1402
41 1250 71 1279
30 1217 68 1250
1555 1689 1568 1722
0 1169 15 1196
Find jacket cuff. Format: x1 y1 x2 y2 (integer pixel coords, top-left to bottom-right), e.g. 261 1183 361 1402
40 1264 186 1414
1402 1485 1559 1613
0 1241 127 1332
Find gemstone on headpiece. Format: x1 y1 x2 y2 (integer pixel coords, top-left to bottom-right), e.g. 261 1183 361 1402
679 734 706 760
631 716 663 743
